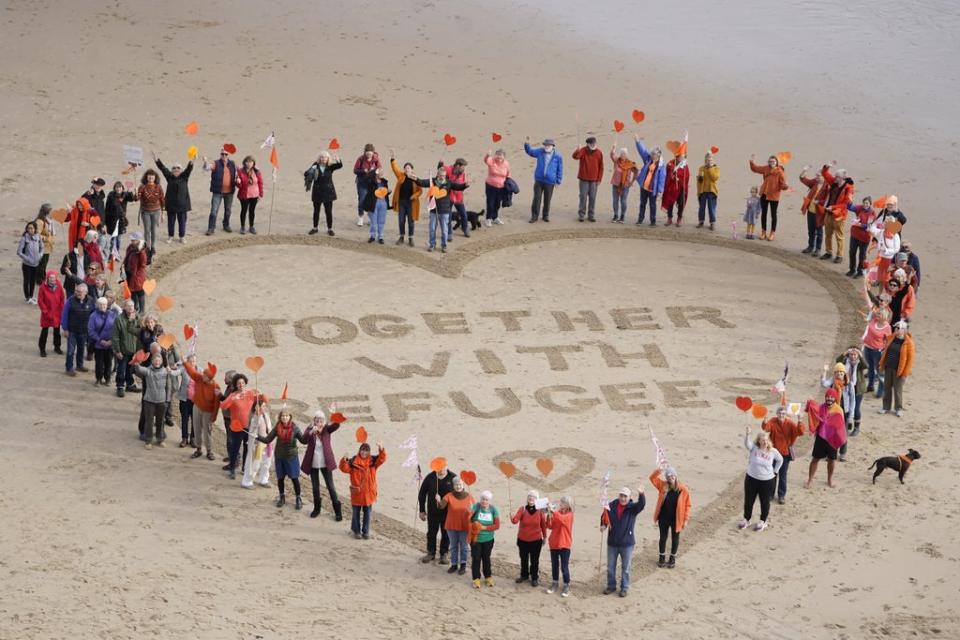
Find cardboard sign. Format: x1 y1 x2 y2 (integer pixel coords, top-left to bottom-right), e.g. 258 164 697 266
123 145 144 167
534 497 550 510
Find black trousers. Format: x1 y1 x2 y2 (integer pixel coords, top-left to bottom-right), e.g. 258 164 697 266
517 538 543 579
744 474 776 522
39 326 61 352
760 197 779 232
658 519 680 555
309 467 340 508
849 237 868 274
313 201 333 229
471 539 494 579
426 514 450 556
22 264 38 300
531 181 555 220
36 254 49 284
240 198 259 227
93 348 112 383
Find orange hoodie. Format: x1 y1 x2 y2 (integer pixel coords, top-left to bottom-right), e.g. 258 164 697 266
750 161 789 201
649 469 691 532
339 448 387 506
183 362 221 418
547 510 574 550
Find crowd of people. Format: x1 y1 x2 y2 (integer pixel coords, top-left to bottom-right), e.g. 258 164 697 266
13 132 923 596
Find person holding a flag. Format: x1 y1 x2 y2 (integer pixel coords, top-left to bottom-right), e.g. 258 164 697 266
762 406 804 504
649 466 690 569
600 485 645 597
183 359 220 460
418 463 457 565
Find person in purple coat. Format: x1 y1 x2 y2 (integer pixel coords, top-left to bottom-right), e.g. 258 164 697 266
86 296 117 386
301 410 343 521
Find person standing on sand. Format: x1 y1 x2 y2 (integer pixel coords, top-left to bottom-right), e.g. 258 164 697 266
353 144 381 227
761 406 804 504
649 466 690 568
235 155 264 235
662 153 690 227
469 490 500 588
80 178 107 218
183 360 220 460
799 166 828 256
154 152 193 245
87 296 117 387
37 269 65 358
304 150 343 236
256 408 308 509
633 135 666 226
845 196 875 277
389 149 422 246
175 354 195 448
203 147 238 235
545 496 574 597
483 149 510 226
17 221 42 304
418 463 457 565
696 152 720 229
609 147 637 223
34 204 56 285
137 169 165 264
111 300 140 396
104 183 136 257
339 441 387 539
748 154 788 241
302 411 344 521
805 388 846 488
220 374 267 479
132 351 182 449
445 158 470 239
739 427 782 532
572 136 604 222
510 489 547 587
414 164 469 253
123 233 147 314
437 477 474 576
601 485 645 597
820 162 855 264
524 137 563 223
60 282 94 376
878 320 914 418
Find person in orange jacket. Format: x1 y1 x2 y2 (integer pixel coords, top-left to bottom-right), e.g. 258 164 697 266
649 465 691 569
545 496 574 597
762 406 805 503
339 441 387 539
749 154 789 241
878 320 914 417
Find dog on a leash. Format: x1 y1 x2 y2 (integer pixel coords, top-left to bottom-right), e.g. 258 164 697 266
452 209 485 231
868 449 920 484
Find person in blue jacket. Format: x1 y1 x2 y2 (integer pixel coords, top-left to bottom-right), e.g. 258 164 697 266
634 135 666 226
600 485 645 597
524 137 563 223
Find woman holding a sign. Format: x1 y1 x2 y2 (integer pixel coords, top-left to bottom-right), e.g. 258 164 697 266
510 489 547 587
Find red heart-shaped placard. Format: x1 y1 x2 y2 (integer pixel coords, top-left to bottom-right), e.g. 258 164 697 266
710 146 720 154
613 120 625 133
328 138 340 150
735 396 753 412
460 470 477 486
631 109 645 123
491 132 502 143
443 133 456 146
183 324 194 340
223 143 237 155
355 426 368 443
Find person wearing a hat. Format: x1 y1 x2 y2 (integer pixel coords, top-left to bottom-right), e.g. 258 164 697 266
635 135 667 226
879 320 914 418
696 152 720 229
649 466 690 568
600 483 645 597
353 144 382 227
445 158 470 238
805 388 847 488
762 406 804 503
572 136 604 222
202 148 238 235
183 358 221 460
662 152 691 227
877 195 907 228
339 440 387 539
819 163 855 264
81 177 107 218
821 361 852 461
524 136 563 223
154 151 194 245
891 252 919 291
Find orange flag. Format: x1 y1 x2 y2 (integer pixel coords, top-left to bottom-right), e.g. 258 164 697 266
280 382 288 401
270 146 278 168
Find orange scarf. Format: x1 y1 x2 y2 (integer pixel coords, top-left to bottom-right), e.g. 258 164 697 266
616 158 637 189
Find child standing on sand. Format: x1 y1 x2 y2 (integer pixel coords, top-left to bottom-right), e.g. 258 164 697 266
743 186 761 239
365 173 389 245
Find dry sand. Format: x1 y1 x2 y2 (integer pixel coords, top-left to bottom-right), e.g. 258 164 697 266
2 1 958 638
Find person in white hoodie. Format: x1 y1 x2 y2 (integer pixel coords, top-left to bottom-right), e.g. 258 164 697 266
738 427 783 532
241 399 273 489
870 218 901 286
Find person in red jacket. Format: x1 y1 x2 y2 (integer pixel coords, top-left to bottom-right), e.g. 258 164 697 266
510 489 548 587
123 233 148 314
820 163 855 264
236 155 264 235
662 155 691 227
572 137 604 222
545 496 574 597
37 269 65 357
846 197 875 278
445 158 470 239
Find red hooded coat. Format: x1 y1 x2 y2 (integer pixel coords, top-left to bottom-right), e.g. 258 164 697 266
37 270 65 328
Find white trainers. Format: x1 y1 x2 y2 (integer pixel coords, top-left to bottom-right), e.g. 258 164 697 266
737 519 750 530
166 237 173 245
179 237 187 245
485 219 492 227
877 408 888 415
755 520 767 532
546 581 558 594
494 218 504 225
357 217 364 226
895 409 903 418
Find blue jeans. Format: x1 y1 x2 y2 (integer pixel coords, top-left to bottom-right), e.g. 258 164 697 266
356 183 369 218
551 548 571 584
115 353 134 389
864 347 882 390
452 203 468 236
448 529 469 566
351 505 372 535
612 185 629 219
65 332 86 371
398 200 415 237
698 192 717 224
606 544 633 592
208 192 234 231
638 190 657 224
806 212 824 251
777 454 792 499
368 201 387 239
429 211 450 248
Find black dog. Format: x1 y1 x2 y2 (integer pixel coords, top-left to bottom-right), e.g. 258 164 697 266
869 449 920 484
452 209 485 231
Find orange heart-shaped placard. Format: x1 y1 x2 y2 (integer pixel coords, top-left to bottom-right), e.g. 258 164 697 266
872 196 888 209
535 457 554 477
491 132 502 143
157 333 175 350
328 138 340 150
89 215 101 227
613 120 625 133
244 355 264 372
183 121 199 136
776 151 792 165
665 140 682 156
155 295 175 312
710 146 720 154
183 324 194 340
355 426 368 443
374 187 388 198
187 145 198 160
498 461 516 478
142 279 157 295
735 396 753 412
631 109 645 123
460 470 477 486
223 143 237 155
751 404 768 419
130 349 148 365
443 133 456 146
430 456 447 473
329 412 347 424
51 208 68 223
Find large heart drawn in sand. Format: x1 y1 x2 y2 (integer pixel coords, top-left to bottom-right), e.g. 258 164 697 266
492 448 595 493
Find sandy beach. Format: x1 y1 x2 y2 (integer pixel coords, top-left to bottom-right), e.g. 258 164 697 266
2 1 958 638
